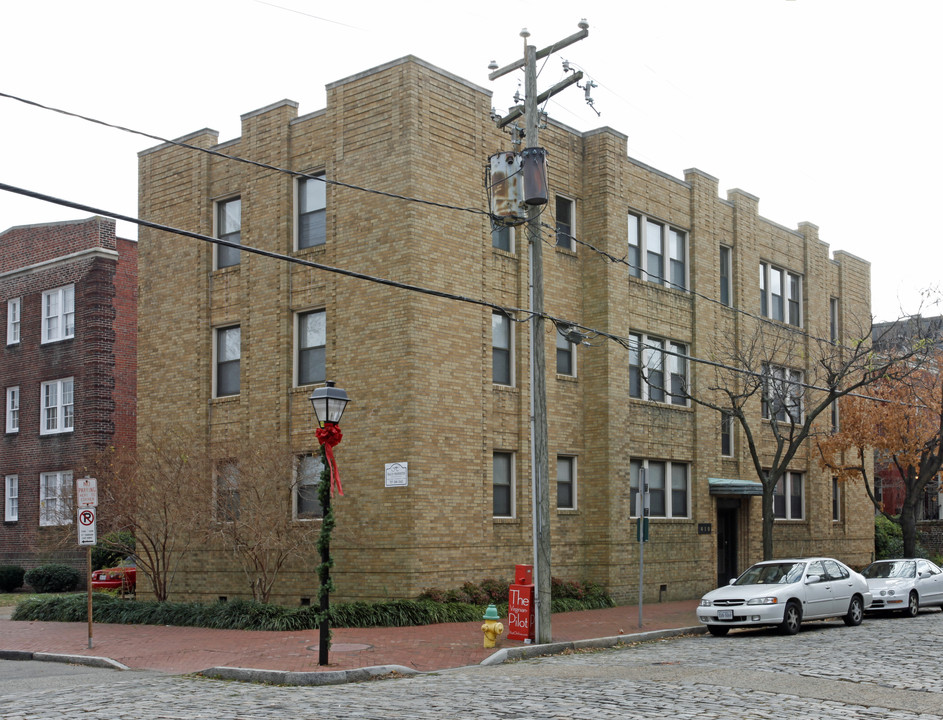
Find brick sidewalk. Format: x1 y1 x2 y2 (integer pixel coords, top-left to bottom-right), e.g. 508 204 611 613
0 600 700 674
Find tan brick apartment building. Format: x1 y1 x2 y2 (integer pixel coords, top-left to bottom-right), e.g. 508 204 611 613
137 56 873 605
1 216 137 576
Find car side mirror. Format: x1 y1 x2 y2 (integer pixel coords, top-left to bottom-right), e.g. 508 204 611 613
805 574 821 584
919 571 931 579
728 578 737 585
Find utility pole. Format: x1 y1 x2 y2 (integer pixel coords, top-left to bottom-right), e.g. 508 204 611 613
489 20 589 645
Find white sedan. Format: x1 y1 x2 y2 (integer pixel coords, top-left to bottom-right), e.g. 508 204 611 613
698 558 872 636
863 558 943 616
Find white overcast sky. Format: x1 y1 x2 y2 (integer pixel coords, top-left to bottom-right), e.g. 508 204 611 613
1 0 939 322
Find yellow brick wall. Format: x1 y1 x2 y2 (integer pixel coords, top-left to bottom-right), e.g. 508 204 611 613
137 57 873 606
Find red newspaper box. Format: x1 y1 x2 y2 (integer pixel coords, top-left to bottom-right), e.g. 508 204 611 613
507 564 535 642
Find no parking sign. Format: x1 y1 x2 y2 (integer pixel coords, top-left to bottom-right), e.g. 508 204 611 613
78 507 97 546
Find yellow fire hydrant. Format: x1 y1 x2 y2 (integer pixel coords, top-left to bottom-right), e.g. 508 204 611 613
481 604 504 648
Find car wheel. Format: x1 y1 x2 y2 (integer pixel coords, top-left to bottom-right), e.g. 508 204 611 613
843 594 864 626
779 601 802 635
707 625 729 637
904 591 919 618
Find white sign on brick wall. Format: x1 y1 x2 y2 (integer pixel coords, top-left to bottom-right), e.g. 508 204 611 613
385 462 408 487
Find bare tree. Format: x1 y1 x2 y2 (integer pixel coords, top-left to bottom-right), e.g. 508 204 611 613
210 441 325 603
87 428 209 601
671 315 919 560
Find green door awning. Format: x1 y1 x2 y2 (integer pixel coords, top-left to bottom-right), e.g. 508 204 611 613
709 477 763 496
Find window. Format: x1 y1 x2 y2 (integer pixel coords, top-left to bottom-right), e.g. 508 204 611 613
555 196 574 249
557 456 576 510
556 328 576 376
492 313 512 386
295 454 324 519
629 333 688 406
6 386 18 434
7 297 20 344
297 174 326 249
492 225 512 252
493 451 514 517
628 212 687 290
4 475 17 522
297 310 326 386
216 197 242 269
215 326 241 397
215 461 239 522
720 411 734 457
762 364 803 424
759 262 802 326
832 477 841 522
42 285 75 343
630 459 689 518
773 471 804 520
719 246 732 306
830 298 839 342
39 470 72 526
40 378 74 435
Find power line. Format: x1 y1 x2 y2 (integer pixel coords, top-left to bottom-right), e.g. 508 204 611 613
1 89 882 355
0 180 900 406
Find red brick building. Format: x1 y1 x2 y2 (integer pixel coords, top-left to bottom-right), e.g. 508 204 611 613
0 216 137 578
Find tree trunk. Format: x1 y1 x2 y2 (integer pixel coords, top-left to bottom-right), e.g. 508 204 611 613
900 498 919 558
762 484 775 560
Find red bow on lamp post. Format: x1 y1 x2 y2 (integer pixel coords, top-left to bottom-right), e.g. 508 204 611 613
316 423 343 497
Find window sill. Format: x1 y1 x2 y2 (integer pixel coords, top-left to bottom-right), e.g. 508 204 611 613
213 264 241 275
492 383 517 393
627 397 693 412
555 246 577 257
492 247 517 259
39 430 75 438
211 394 241 405
557 508 579 516
555 373 578 383
493 517 520 525
294 243 327 255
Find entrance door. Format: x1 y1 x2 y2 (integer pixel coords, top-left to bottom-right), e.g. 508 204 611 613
716 501 740 586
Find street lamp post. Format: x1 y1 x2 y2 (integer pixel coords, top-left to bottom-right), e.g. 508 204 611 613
309 380 350 666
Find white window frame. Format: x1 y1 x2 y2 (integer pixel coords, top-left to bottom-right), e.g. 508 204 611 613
762 364 803 424
7 297 20 345
296 173 327 250
214 325 241 398
6 386 19 434
555 195 575 250
832 476 841 522
556 327 576 377
773 471 804 520
4 475 17 522
556 455 576 510
630 459 689 518
41 285 75 343
493 451 515 518
39 470 73 526
719 246 732 307
759 262 802 326
720 411 734 457
629 333 688 406
492 312 513 386
294 453 324 520
215 196 242 269
215 460 240 522
628 212 688 290
40 378 74 436
296 310 326 387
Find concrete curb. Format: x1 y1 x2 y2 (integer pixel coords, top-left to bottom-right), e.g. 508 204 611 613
200 664 419 686
481 625 705 666
0 650 130 671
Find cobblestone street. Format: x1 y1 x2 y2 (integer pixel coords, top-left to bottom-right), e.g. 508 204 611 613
3 612 942 719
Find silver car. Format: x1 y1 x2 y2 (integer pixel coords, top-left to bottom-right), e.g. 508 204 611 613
863 558 943 616
698 558 872 636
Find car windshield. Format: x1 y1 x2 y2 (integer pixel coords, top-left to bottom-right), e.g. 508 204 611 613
863 561 916 579
734 562 805 585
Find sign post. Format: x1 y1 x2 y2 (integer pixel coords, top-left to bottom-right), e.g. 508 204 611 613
77 477 98 650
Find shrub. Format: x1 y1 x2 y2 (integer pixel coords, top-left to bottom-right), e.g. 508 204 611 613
0 565 26 593
24 563 80 593
875 516 903 560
